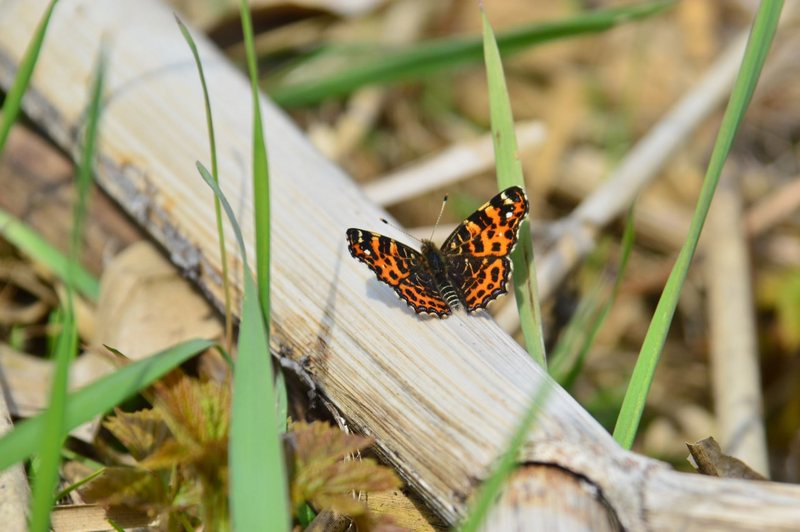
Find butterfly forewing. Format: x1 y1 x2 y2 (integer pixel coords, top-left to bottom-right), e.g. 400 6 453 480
346 229 451 316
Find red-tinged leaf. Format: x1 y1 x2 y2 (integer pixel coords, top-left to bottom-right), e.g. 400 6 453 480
292 420 373 467
80 467 169 511
309 459 402 495
137 438 195 471
151 370 231 447
289 421 402 518
103 409 172 462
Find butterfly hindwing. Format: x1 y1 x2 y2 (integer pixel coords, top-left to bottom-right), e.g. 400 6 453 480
446 255 512 312
442 186 528 311
346 228 451 316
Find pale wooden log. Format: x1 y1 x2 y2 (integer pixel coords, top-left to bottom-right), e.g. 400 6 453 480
484 465 618 532
706 174 768 477
1 1 799 530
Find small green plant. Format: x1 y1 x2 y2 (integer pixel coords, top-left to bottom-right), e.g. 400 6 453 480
80 371 401 530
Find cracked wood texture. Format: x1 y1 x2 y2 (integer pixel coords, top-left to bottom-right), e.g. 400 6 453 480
1 1 799 530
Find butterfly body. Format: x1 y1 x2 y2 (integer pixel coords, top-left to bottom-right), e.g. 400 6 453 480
347 186 529 318
418 240 463 312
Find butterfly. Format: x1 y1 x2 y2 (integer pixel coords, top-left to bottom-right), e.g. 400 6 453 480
346 186 529 317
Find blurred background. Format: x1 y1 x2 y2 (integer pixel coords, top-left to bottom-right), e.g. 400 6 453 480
3 0 800 483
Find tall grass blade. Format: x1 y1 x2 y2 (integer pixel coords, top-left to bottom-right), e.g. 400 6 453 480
28 47 103 532
0 339 212 472
270 1 673 107
612 0 784 449
197 162 290 530
239 0 271 318
481 9 546 367
0 0 58 155
176 15 235 353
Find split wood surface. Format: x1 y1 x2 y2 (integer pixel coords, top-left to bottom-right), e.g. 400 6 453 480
1 1 799 530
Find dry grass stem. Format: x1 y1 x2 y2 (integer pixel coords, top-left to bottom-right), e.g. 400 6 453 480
745 174 800 236
706 174 769 477
364 121 546 206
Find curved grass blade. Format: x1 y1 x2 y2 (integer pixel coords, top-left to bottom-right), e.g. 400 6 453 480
28 47 104 532
176 15 235 353
0 0 59 155
0 338 212 472
270 1 673 107
612 0 784 449
481 8 546 367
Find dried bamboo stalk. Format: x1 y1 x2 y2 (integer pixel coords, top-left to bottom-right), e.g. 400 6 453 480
1 1 799 529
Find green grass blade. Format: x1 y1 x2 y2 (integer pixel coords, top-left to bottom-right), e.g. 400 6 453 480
0 0 58 155
270 1 673 107
550 206 636 389
196 162 290 530
239 0 271 319
0 338 212 472
28 309 77 531
236 2 289 526
481 9 546 367
28 47 104 532
459 380 552 532
231 271 290 530
612 0 784 449
55 466 105 500
175 15 234 353
0 207 99 301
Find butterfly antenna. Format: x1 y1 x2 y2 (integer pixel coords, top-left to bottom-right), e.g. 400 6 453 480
429 194 448 241
380 217 421 243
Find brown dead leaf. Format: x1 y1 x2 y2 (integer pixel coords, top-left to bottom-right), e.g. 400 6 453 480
686 437 766 480
0 345 115 442
94 242 222 361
